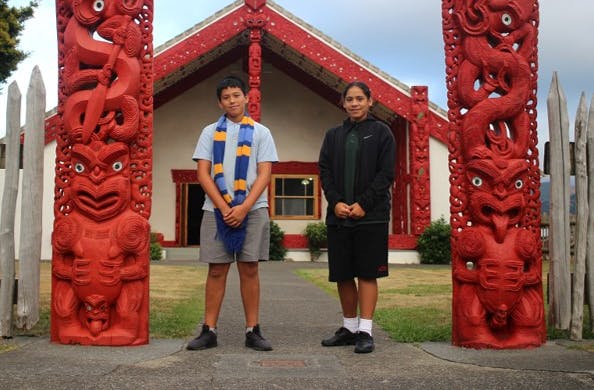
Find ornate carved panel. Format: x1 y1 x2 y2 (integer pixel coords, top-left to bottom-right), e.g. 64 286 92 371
442 0 545 348
52 0 153 346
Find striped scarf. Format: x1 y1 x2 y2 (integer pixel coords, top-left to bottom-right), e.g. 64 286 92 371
212 114 254 252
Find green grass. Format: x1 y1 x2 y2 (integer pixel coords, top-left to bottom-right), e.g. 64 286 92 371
2 262 594 348
8 262 207 339
295 264 594 345
375 307 451 342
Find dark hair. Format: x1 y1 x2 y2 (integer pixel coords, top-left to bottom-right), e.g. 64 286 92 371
342 81 371 101
216 76 247 100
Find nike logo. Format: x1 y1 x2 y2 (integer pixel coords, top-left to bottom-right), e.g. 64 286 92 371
363 135 372 139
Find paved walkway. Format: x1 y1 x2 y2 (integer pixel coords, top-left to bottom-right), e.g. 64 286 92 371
1 261 593 389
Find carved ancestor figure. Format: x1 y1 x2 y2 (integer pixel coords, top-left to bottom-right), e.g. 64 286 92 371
453 159 544 347
52 0 153 345
443 0 545 348
52 141 149 345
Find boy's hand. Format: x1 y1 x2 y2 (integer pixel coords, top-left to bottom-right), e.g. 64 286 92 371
223 204 248 227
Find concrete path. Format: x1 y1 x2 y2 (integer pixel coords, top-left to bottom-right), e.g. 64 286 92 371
1 261 593 389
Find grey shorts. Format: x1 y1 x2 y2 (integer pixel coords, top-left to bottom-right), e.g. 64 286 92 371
199 208 270 263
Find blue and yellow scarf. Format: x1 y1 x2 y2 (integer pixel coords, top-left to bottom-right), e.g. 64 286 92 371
212 114 254 253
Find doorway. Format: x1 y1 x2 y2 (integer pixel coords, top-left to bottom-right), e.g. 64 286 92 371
181 183 205 246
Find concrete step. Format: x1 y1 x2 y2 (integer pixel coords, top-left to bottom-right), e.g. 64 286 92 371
162 247 198 261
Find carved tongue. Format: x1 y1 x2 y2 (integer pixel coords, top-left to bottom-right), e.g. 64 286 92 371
492 214 509 243
89 320 103 336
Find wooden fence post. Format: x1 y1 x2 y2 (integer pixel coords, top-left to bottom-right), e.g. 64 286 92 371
587 94 594 334
571 93 588 340
0 82 21 337
547 72 572 329
16 66 45 329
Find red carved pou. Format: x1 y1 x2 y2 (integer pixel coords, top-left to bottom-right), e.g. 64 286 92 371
442 0 545 348
52 0 153 345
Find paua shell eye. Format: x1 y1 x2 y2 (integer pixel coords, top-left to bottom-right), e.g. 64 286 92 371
501 13 513 26
112 161 123 172
74 163 85 173
471 176 483 187
93 0 104 12
515 179 523 189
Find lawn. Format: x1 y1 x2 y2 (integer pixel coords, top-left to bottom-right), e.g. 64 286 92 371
296 262 594 348
10 262 207 339
3 261 593 351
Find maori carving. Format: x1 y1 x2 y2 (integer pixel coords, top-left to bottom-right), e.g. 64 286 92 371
442 0 545 348
410 86 431 235
246 10 266 121
52 0 153 345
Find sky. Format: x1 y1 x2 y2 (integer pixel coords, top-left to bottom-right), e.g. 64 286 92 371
1 0 593 162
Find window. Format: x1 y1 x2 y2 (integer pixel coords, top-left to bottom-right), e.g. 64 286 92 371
271 174 319 219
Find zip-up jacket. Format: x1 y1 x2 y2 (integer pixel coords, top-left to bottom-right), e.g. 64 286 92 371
318 117 396 226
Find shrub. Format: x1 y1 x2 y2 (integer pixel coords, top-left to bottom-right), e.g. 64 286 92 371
304 222 327 260
150 232 163 261
416 217 451 265
269 220 287 261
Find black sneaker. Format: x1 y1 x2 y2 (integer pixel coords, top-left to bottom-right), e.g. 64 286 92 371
186 324 217 350
321 327 357 346
245 324 273 351
354 331 374 353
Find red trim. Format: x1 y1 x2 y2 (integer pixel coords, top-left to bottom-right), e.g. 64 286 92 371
284 233 417 250
272 161 318 175
172 169 198 183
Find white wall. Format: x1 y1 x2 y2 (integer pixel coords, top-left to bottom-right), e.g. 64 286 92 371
0 140 56 260
429 137 451 223
150 60 345 242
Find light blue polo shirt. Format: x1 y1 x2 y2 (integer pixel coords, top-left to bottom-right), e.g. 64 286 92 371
192 118 278 212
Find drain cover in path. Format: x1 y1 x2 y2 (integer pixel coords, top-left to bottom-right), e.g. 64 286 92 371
214 354 345 378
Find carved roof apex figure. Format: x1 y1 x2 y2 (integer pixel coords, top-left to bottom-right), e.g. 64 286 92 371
245 0 266 11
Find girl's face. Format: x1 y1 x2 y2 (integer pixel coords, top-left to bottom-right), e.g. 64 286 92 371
342 86 372 122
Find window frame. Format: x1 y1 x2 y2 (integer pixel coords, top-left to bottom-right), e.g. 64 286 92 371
270 173 320 220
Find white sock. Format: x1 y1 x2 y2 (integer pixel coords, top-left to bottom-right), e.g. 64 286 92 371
343 317 359 333
245 326 254 334
359 318 373 336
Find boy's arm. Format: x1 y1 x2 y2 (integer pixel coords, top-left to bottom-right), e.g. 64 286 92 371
197 159 232 214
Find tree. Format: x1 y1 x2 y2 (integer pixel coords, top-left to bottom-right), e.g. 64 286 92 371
0 0 38 87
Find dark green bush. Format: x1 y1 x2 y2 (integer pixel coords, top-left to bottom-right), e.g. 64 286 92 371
269 220 287 261
304 222 327 260
150 232 163 261
416 217 451 265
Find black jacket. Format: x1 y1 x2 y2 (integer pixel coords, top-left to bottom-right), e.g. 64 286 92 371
318 117 396 226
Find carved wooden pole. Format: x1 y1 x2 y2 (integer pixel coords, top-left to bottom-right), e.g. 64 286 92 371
0 82 21 337
245 2 266 122
547 72 572 329
409 86 431 235
16 66 45 330
52 0 153 345
571 93 588 340
442 0 545 348
587 95 594 333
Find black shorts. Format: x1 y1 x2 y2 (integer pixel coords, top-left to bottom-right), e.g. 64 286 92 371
327 223 389 282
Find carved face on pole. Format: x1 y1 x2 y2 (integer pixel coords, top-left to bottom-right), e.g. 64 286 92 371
465 158 527 243
70 141 131 221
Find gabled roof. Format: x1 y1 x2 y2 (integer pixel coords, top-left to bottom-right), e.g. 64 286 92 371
46 0 448 144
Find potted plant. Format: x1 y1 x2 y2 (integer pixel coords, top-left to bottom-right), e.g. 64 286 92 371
304 222 327 261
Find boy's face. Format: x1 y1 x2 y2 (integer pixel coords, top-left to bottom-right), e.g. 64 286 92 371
218 86 248 122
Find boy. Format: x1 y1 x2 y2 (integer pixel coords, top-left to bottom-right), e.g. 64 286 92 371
187 76 278 351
